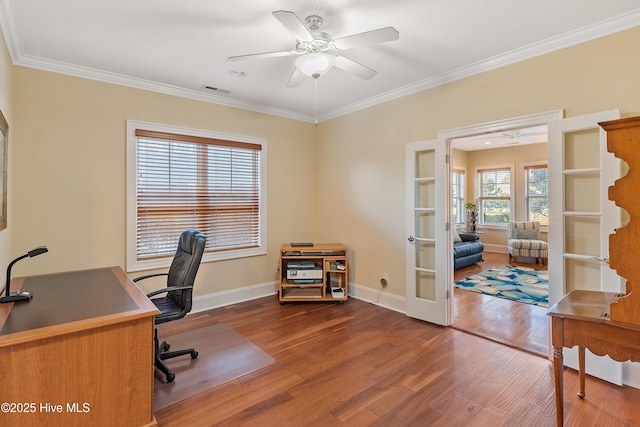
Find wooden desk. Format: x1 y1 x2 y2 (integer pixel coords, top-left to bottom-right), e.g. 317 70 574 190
548 290 640 426
0 266 160 427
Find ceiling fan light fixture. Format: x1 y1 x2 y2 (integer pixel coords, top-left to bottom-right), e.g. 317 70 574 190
295 52 334 78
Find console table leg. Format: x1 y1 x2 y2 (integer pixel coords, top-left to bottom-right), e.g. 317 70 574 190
553 345 564 426
578 346 586 399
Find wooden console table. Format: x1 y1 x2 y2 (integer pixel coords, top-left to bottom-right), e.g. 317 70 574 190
0 266 159 427
548 290 640 426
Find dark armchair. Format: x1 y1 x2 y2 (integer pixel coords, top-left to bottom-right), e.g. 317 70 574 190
134 230 206 383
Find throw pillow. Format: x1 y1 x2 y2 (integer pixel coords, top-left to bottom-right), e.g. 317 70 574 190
513 224 539 240
453 230 462 243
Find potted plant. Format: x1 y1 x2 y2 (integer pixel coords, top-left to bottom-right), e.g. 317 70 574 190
466 202 478 232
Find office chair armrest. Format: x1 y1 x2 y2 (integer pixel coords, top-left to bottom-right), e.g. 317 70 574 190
133 272 169 283
146 285 193 298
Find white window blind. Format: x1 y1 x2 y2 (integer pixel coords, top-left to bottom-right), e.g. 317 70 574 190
525 164 549 226
452 169 465 224
478 167 512 225
134 129 262 261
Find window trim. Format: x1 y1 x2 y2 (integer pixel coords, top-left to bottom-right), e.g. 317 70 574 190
452 167 466 224
523 161 549 228
126 120 267 272
475 164 514 229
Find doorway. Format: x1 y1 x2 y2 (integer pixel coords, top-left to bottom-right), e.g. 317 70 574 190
439 111 561 356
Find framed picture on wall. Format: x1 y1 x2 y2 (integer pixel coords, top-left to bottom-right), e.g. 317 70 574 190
0 109 7 230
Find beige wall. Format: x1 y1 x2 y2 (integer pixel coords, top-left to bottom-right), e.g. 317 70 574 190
0 32 12 290
5 26 640 301
11 69 317 296
316 27 640 297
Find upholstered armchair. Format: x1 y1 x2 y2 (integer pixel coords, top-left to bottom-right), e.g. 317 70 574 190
507 221 548 265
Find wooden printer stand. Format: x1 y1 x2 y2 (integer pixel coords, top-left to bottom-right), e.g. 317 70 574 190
279 243 348 303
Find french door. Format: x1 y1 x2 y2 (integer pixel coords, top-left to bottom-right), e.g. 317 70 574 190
405 138 450 325
548 109 623 385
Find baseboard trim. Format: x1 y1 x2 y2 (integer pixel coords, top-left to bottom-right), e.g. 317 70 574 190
191 281 279 313
348 282 407 314
483 244 507 253
190 281 407 314
623 361 640 389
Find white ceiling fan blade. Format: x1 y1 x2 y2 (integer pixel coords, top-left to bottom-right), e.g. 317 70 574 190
285 68 306 87
228 50 298 62
333 56 377 80
272 10 313 41
333 27 399 50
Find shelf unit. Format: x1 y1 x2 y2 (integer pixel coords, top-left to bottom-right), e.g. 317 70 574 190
279 243 348 303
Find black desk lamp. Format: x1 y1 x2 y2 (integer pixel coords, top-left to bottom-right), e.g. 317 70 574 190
1 246 48 304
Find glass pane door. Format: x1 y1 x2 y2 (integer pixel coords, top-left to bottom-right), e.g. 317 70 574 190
548 110 622 385
406 139 449 325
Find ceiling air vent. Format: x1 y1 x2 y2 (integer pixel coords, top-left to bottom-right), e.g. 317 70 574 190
202 85 230 94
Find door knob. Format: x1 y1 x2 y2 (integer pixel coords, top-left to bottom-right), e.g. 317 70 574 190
408 235 415 243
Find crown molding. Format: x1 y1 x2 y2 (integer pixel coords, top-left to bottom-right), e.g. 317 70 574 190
13 54 315 123
319 9 640 122
2 2 639 124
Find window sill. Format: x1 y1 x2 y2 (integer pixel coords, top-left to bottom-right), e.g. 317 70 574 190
476 224 508 230
127 246 266 272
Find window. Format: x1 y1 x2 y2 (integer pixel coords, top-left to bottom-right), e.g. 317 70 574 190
525 164 548 226
452 169 465 224
477 167 512 225
126 121 267 271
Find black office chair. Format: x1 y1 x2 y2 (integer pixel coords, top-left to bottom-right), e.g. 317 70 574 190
133 230 206 383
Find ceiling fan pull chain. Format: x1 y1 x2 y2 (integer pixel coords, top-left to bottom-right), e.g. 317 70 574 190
315 77 319 126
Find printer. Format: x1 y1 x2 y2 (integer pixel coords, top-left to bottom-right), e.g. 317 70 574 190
286 261 323 282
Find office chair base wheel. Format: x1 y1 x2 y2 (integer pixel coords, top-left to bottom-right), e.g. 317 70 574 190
191 350 198 359
166 372 175 383
158 340 170 353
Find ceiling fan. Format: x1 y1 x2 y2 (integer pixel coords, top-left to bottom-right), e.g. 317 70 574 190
502 129 547 145
228 10 399 87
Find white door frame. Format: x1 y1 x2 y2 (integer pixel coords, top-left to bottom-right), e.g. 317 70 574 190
439 110 563 142
437 109 625 387
439 109 563 322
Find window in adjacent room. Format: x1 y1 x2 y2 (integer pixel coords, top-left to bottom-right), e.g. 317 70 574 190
477 166 513 226
452 168 465 224
126 121 267 271
525 164 549 226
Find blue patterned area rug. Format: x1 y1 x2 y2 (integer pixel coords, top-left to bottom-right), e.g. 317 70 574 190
455 265 549 307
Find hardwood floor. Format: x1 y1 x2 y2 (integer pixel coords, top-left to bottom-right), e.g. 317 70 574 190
154 295 640 426
453 251 549 356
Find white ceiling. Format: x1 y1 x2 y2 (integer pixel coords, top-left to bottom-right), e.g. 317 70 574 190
452 125 548 151
1 1 639 123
